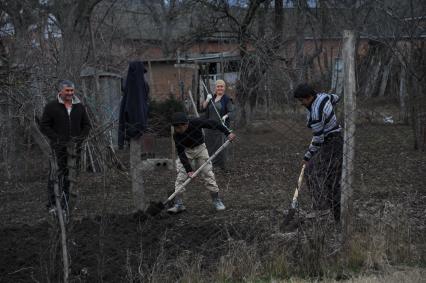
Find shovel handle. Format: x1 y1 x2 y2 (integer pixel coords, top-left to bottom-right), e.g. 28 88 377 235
291 164 306 209
165 139 232 204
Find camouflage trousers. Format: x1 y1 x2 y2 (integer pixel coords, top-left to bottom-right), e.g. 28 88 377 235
175 143 219 193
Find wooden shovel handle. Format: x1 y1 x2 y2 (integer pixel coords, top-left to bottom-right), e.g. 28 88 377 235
291 164 306 208
165 140 231 204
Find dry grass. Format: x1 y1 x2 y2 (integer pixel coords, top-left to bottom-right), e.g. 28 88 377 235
346 200 421 273
123 202 422 283
216 240 262 282
276 267 426 283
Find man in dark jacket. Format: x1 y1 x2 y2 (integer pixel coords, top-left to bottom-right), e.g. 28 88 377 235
40 80 91 210
168 112 236 213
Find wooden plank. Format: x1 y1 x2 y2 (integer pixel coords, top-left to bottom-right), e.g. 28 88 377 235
174 63 199 69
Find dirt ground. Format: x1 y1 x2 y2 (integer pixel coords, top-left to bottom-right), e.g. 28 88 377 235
0 119 425 282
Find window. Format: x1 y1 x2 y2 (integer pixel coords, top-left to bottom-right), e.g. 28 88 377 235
284 0 294 8
284 0 318 8
307 0 317 8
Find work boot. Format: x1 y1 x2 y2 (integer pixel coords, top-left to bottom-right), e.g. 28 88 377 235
211 192 226 211
167 196 186 214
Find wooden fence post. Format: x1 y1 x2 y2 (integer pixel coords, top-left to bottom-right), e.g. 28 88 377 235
341 30 356 243
50 154 70 283
130 137 145 211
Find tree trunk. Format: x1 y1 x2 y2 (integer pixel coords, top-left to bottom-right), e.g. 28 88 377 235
364 56 382 98
274 0 283 44
52 0 103 79
378 57 393 97
396 41 412 125
235 0 266 127
294 1 307 83
5 77 15 179
399 64 408 123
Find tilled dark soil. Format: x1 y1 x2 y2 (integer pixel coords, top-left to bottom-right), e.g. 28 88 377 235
1 120 425 282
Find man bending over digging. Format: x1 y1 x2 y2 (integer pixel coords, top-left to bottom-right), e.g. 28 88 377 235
293 83 343 223
168 112 236 214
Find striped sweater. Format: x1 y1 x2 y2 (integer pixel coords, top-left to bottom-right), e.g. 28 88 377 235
304 93 342 161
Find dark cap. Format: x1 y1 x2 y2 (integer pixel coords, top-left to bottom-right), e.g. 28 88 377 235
293 83 316 99
171 112 189 126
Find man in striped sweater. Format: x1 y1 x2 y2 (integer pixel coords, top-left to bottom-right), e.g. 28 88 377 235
294 83 343 223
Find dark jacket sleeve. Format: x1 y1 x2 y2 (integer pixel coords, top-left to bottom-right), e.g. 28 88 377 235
174 136 192 172
79 106 91 140
39 104 59 144
193 118 230 136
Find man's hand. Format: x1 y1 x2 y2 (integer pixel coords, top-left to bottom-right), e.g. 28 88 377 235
188 171 195 178
206 94 213 102
302 160 309 167
227 132 236 141
222 114 229 121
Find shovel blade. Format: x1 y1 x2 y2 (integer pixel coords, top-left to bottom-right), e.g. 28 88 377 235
145 201 165 216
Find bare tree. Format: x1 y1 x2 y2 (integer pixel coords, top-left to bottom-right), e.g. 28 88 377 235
349 0 425 148
45 0 104 78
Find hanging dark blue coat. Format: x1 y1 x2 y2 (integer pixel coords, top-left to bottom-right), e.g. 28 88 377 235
118 61 149 148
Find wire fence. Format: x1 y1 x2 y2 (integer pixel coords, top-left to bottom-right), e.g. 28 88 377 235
0 33 425 282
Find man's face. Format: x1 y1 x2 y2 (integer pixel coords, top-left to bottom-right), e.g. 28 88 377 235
215 84 225 96
60 86 75 102
174 123 188 134
298 96 313 107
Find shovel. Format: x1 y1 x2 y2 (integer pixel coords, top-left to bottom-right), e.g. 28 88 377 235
146 140 231 216
283 164 306 225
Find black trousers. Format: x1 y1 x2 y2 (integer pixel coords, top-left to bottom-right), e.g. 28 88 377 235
47 147 70 207
305 134 343 222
